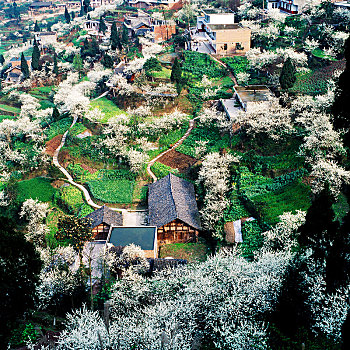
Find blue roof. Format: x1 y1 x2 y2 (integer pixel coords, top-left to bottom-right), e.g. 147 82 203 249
108 226 156 250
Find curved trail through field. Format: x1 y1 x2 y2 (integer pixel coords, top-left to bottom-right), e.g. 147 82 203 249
52 116 127 212
147 119 195 182
52 110 195 213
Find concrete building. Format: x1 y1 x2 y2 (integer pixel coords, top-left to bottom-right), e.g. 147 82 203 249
34 31 57 50
196 9 251 55
267 0 321 14
90 0 115 8
333 0 350 10
197 8 235 30
127 0 181 10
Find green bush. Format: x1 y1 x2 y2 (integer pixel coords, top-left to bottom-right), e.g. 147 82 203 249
240 220 264 260
55 185 84 214
9 323 40 347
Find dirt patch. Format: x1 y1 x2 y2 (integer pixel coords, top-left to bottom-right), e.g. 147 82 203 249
51 180 66 188
58 150 71 166
80 163 98 174
45 135 62 156
157 150 197 173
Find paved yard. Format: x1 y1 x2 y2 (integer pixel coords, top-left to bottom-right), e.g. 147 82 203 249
123 210 148 227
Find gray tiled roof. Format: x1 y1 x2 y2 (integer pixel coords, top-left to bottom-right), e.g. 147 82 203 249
85 205 123 228
30 2 53 8
148 174 201 230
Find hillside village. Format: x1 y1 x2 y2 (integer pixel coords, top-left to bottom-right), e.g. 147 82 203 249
0 0 350 348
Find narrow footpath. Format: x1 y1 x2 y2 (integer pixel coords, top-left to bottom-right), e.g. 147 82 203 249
52 112 195 211
147 119 195 182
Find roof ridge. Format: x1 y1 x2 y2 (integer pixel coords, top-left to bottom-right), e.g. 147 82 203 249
168 174 178 220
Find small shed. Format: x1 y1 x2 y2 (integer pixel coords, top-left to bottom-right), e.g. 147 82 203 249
148 174 202 246
85 205 123 241
107 226 158 258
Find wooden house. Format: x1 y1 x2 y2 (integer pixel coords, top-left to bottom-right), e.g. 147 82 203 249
85 205 123 240
148 174 202 246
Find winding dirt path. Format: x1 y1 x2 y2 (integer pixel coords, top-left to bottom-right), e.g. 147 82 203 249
147 119 195 182
52 116 122 211
52 114 195 213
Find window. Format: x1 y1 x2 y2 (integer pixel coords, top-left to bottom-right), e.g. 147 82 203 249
224 43 227 50
236 43 243 50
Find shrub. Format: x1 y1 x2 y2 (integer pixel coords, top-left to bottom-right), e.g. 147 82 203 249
55 185 84 215
240 220 264 260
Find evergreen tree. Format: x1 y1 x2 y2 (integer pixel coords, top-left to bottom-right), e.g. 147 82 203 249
110 22 119 50
47 23 51 31
52 106 60 122
332 35 350 148
13 2 19 20
64 7 71 24
20 53 30 79
279 57 296 91
71 11 75 20
34 20 40 32
53 52 58 75
0 54 4 65
80 5 85 17
298 188 339 262
102 53 114 69
73 53 83 77
31 40 40 70
121 26 129 47
84 0 90 14
171 57 182 84
87 13 91 20
99 16 107 34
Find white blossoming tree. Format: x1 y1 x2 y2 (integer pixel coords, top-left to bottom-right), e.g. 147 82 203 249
57 250 293 349
20 199 49 247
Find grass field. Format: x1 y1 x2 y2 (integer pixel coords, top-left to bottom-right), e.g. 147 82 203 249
0 103 21 114
159 242 209 262
0 115 16 122
148 67 171 79
253 181 312 226
16 177 56 203
90 97 127 123
87 179 135 203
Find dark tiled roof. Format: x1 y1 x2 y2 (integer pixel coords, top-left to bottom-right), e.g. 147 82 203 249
85 205 123 228
9 72 20 77
148 174 202 230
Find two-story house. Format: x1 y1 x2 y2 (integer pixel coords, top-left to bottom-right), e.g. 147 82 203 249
196 8 251 55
